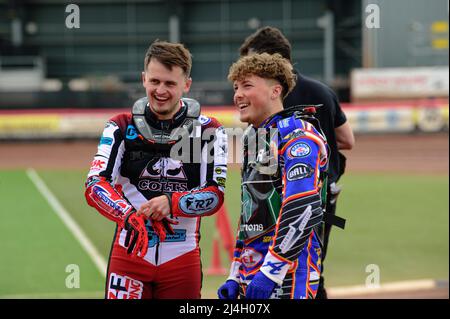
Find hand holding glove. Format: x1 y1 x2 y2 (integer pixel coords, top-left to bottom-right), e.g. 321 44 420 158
245 271 277 299
217 280 239 299
151 217 179 242
123 211 148 258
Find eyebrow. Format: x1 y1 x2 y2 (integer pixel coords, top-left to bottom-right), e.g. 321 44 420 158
149 77 177 85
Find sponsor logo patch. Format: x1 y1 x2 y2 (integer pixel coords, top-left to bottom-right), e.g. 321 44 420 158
91 185 130 216
262 236 273 243
287 163 314 181
90 159 105 171
141 158 187 180
278 118 291 129
138 180 188 192
240 224 263 232
216 177 226 188
283 129 305 140
139 158 188 192
145 223 186 247
288 142 310 158
99 136 113 146
241 247 263 269
198 115 211 125
108 273 143 299
262 261 288 275
126 125 138 140
218 143 228 158
179 192 219 215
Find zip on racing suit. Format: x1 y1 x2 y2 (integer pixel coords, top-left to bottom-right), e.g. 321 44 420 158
84 97 228 299
227 106 328 299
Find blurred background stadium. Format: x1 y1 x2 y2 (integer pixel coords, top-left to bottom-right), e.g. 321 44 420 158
0 0 448 298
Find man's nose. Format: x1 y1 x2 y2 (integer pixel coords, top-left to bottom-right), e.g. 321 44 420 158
234 89 243 101
155 83 166 94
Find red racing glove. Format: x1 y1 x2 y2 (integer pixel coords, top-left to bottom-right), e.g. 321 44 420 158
123 211 148 259
151 217 179 242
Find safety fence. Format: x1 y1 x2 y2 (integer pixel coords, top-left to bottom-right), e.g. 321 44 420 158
0 100 448 140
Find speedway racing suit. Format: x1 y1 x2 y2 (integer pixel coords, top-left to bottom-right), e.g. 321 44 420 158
84 97 228 299
227 106 328 299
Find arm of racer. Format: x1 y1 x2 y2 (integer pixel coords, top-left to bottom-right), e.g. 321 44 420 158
136 184 225 220
172 124 228 218
136 194 171 220
139 124 228 220
135 194 179 241
335 121 355 150
258 129 328 286
218 225 244 299
85 176 148 258
84 118 130 224
84 118 148 258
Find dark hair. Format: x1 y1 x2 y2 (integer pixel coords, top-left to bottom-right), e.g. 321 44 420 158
239 26 292 61
144 40 192 77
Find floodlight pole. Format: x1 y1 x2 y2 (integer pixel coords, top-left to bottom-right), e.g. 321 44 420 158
12 18 23 47
317 10 335 85
169 15 180 43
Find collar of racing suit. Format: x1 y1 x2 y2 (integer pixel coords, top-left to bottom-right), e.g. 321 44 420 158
144 100 188 130
259 104 325 135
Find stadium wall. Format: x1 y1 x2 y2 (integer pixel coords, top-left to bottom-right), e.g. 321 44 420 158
0 100 448 140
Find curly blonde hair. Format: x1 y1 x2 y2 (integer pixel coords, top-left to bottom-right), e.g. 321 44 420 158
228 53 296 99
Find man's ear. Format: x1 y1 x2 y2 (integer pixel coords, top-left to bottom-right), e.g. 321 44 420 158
271 84 283 100
183 77 193 93
141 71 146 86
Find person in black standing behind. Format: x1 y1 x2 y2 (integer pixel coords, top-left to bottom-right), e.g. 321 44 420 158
239 26 355 299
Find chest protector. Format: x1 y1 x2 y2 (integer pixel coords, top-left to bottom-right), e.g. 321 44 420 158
239 105 326 241
125 97 201 160
120 97 202 197
239 124 282 241
133 97 200 145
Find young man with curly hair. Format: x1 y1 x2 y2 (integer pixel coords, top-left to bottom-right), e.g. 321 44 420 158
240 27 355 298
218 53 328 299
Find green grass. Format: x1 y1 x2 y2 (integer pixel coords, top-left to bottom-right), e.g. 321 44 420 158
324 173 449 287
38 170 115 255
0 170 104 297
0 168 448 298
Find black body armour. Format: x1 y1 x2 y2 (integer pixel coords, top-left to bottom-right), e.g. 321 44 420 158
239 105 327 241
120 97 203 198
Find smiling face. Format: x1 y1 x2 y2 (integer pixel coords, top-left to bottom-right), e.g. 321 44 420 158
233 74 283 127
228 53 296 127
142 58 192 120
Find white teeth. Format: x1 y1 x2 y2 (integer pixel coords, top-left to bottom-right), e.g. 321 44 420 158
155 95 169 102
238 103 249 109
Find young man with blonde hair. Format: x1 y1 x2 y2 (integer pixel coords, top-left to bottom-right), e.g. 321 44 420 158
240 26 355 298
218 53 328 299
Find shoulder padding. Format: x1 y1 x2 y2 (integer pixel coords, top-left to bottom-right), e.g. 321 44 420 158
132 96 201 119
132 97 147 115
182 98 201 118
109 113 132 132
276 116 304 140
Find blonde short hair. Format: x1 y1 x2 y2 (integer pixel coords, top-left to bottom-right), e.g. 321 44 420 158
228 53 296 99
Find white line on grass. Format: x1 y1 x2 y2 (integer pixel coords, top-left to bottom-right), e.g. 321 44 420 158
327 278 442 297
1 279 447 299
26 168 107 278
0 291 105 299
